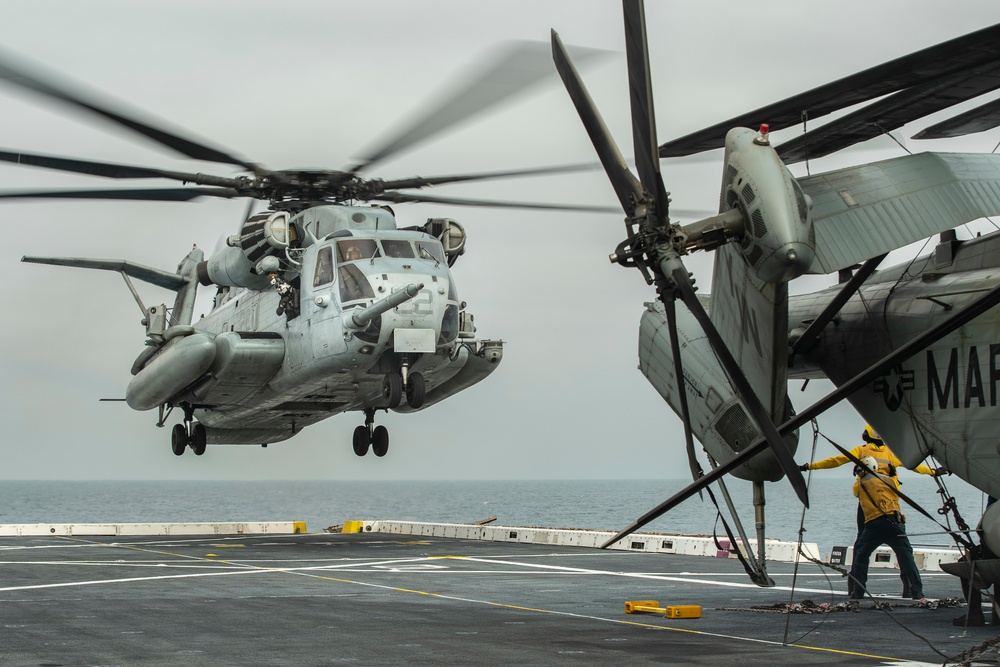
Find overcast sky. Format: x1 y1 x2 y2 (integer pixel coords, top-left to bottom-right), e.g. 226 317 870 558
1 0 999 485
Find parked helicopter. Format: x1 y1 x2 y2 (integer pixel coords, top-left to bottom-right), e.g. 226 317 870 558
553 1 1000 584
1 41 613 459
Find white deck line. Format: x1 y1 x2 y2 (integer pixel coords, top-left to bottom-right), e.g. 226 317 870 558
358 520 963 571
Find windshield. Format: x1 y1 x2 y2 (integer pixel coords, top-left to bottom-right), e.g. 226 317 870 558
416 240 445 263
337 239 379 263
381 239 415 259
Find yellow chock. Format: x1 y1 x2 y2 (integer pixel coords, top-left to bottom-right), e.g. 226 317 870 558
293 521 307 534
624 600 702 619
625 600 664 614
665 605 702 619
341 520 365 533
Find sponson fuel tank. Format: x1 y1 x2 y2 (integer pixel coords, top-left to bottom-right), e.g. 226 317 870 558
126 329 285 411
127 331 216 411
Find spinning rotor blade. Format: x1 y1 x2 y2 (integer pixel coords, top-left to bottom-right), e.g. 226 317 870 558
0 149 242 188
375 190 618 213
0 187 241 202
0 48 258 171
603 278 1000 547
623 0 668 217
379 161 602 191
551 30 643 216
350 41 606 174
666 266 809 507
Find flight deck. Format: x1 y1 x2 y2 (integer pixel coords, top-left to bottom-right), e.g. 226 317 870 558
0 526 993 666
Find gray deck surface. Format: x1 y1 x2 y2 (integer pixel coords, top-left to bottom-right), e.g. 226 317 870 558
0 531 995 666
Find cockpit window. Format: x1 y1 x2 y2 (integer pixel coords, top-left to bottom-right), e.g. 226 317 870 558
313 246 334 287
338 264 375 303
381 239 415 259
337 239 379 263
416 240 445 263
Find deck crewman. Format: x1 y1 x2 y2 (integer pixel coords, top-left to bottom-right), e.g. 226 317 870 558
847 456 924 599
800 425 945 596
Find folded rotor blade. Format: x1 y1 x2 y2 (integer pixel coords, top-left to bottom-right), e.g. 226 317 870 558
0 187 241 201
0 48 257 171
623 0 668 217
777 61 1000 163
658 22 1000 158
350 41 606 174
552 29 643 216
375 190 618 212
379 161 603 191
913 96 1000 140
603 278 1000 547
669 267 809 507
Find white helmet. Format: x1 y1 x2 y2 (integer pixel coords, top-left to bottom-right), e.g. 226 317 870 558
860 456 879 473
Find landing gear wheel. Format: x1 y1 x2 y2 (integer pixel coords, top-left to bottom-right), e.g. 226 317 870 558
372 425 389 457
383 373 403 409
352 425 370 456
171 424 187 456
191 423 207 456
406 372 426 409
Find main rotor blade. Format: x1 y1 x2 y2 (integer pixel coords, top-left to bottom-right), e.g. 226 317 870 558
0 48 258 171
776 61 1000 164
375 190 618 213
658 22 1000 158
0 187 241 202
350 41 606 174
913 96 1000 140
551 30 643 216
379 161 602 191
603 278 1000 547
0 149 242 188
669 267 808 507
623 0 668 217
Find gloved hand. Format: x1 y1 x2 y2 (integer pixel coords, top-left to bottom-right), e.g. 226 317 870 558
933 466 950 476
798 463 809 472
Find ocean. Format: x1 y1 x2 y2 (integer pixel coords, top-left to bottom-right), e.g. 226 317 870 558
0 477 989 554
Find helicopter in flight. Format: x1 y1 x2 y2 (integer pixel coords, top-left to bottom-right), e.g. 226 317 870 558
553 1 1000 584
1 41 611 459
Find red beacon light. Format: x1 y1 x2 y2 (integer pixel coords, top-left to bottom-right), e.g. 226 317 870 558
754 123 770 146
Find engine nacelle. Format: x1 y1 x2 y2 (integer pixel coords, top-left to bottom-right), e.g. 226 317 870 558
197 244 273 290
196 211 295 290
720 127 814 284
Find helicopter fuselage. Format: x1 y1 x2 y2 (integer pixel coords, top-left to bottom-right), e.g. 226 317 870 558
122 204 503 448
788 231 1000 499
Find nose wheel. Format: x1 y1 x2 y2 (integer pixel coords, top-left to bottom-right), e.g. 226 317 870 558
353 409 391 457
405 372 426 409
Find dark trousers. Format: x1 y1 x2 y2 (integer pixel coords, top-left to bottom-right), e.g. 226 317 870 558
849 505 910 596
849 514 923 597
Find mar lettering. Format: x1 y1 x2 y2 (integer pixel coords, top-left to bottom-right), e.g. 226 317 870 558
926 344 1000 410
